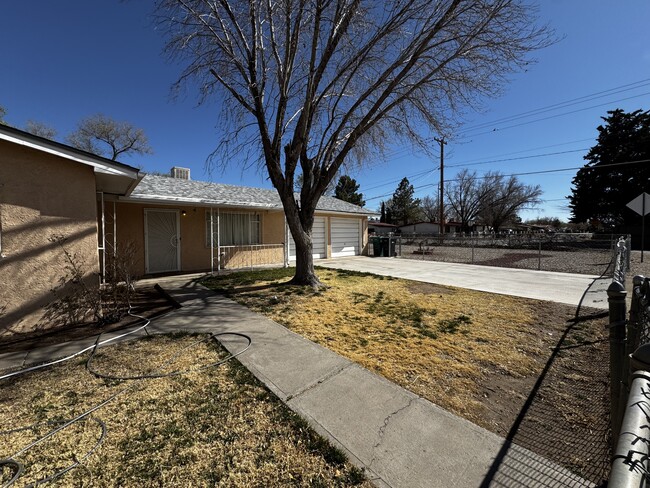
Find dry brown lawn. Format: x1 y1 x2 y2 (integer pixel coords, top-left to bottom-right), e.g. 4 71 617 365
201 267 611 485
0 334 370 487
204 268 546 424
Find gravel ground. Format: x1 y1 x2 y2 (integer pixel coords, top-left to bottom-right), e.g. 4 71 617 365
399 244 613 275
630 250 650 278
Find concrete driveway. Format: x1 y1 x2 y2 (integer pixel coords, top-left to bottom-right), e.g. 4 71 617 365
317 256 608 309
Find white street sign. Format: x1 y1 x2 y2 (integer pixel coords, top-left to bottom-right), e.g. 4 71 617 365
627 193 650 216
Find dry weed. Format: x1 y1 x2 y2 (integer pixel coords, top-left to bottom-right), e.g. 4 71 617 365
0 334 370 487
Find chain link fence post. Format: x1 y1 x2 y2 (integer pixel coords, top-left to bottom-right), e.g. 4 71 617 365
608 281 628 442
472 235 475 264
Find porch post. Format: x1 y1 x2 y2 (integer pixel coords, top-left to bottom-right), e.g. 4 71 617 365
112 201 117 260
98 191 106 285
217 208 221 273
210 208 214 275
284 216 289 267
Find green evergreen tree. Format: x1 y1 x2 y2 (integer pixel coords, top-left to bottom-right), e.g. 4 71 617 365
569 109 650 229
334 175 365 206
389 178 421 225
385 204 394 225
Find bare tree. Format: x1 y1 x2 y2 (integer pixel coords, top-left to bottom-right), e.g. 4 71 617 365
0 105 7 125
479 172 542 233
419 195 452 222
158 0 552 286
445 169 491 232
67 114 152 160
25 120 57 140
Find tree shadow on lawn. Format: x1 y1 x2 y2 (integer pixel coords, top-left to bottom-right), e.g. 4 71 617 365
481 315 610 487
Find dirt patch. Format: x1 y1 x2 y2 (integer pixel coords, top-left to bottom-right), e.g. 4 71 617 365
0 286 176 354
202 269 610 485
406 282 454 295
477 305 610 483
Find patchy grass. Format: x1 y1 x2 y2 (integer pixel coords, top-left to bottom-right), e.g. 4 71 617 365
201 268 611 484
202 268 546 423
0 334 370 487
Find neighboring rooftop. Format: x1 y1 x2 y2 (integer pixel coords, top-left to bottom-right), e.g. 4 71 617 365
369 222 398 227
129 174 374 215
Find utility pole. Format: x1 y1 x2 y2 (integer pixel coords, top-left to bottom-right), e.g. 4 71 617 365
435 137 446 240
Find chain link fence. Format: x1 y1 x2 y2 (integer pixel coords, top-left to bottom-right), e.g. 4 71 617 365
607 237 650 486
608 273 650 486
372 233 625 275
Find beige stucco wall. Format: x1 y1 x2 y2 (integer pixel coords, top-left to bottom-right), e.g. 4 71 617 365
0 140 99 337
111 200 368 274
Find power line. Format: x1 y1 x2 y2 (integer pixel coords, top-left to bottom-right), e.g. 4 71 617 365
457 78 650 134
454 137 594 159
362 168 434 192
364 157 650 202
361 79 649 165
449 157 650 182
357 80 649 167
362 147 588 201
459 91 650 138
446 148 589 169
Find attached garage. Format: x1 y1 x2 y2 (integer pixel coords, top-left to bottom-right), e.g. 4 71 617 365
289 216 327 260
331 217 361 257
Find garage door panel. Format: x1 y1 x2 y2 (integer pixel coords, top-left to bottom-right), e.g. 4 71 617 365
289 217 326 259
331 218 360 257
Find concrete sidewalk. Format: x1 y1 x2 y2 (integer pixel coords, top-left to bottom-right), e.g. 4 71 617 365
0 274 594 487
318 256 608 310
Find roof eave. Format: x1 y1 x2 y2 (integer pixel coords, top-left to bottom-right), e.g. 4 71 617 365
0 124 139 179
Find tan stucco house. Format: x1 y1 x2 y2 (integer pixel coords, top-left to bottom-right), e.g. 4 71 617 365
110 169 372 275
1 125 371 336
0 124 140 336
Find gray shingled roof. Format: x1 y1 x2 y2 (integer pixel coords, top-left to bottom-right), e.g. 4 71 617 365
129 174 374 215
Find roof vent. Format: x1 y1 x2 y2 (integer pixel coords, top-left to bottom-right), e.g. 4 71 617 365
170 166 190 180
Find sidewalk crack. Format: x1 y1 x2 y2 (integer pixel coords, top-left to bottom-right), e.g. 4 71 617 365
369 396 417 469
286 363 352 401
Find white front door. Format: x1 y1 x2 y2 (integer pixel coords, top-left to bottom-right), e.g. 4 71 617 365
145 209 181 274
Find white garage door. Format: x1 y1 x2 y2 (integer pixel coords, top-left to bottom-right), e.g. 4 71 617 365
289 216 327 260
331 218 361 257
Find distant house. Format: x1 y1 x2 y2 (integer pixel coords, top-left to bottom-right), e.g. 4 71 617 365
368 221 398 235
397 221 461 235
0 125 372 336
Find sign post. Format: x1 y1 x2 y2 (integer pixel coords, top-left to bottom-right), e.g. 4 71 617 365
627 192 650 262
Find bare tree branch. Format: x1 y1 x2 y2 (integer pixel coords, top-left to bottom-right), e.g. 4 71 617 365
157 0 553 285
66 114 152 160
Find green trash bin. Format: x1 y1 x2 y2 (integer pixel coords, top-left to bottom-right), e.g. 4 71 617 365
380 237 389 257
371 236 382 257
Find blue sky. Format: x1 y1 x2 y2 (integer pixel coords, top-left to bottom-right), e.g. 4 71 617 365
1 1 649 221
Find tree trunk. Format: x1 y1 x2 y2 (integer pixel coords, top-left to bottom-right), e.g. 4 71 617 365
291 237 322 288
285 207 323 288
